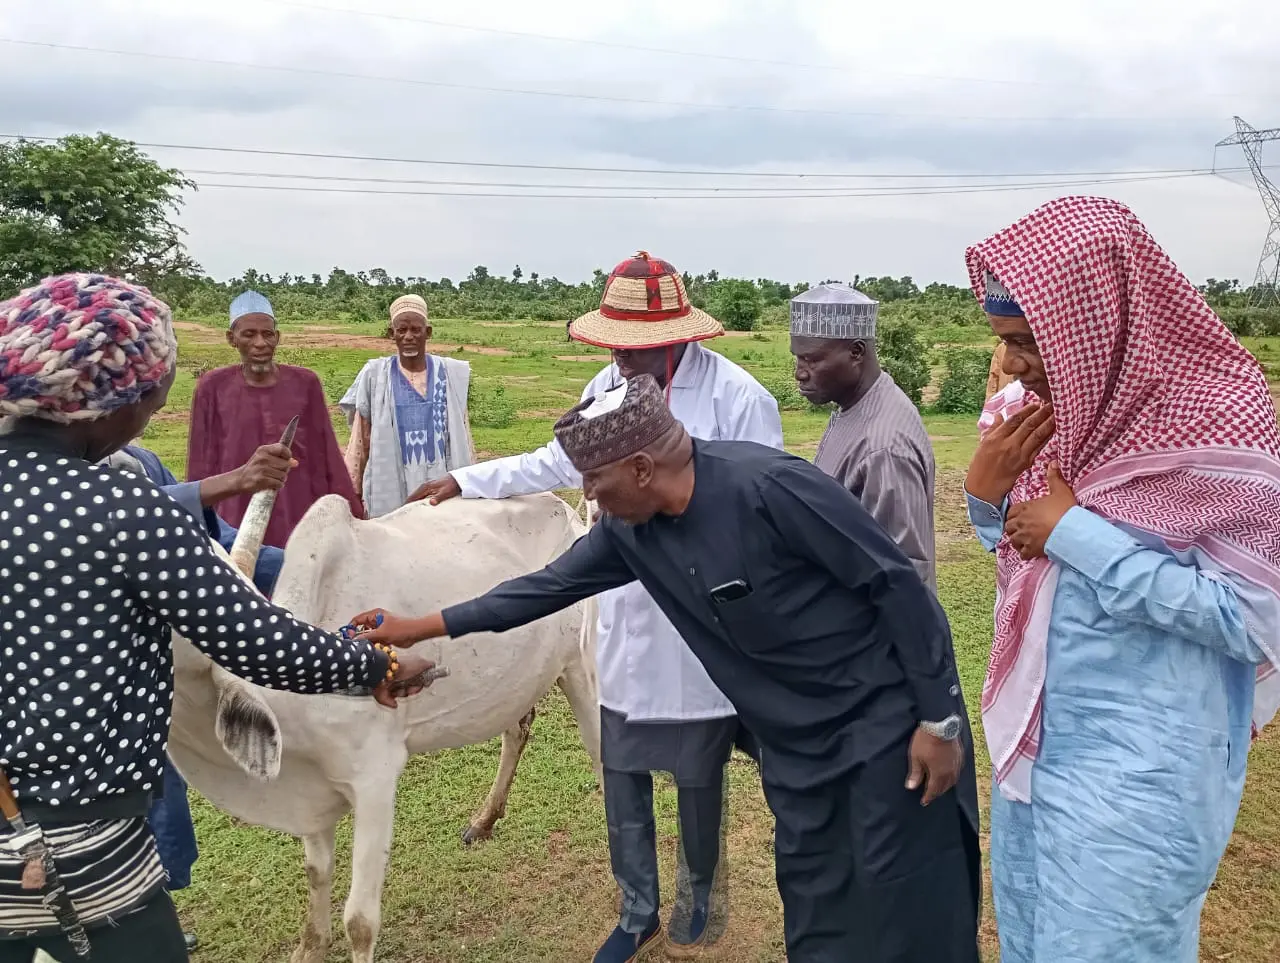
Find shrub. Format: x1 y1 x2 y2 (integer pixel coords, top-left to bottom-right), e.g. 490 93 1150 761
755 368 806 412
758 303 789 328
934 348 992 413
347 297 379 323
712 280 763 332
877 316 930 408
1219 306 1280 338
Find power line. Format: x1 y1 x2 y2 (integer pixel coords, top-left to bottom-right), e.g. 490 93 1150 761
256 0 1118 93
0 37 1186 125
0 133 1234 181
191 170 1215 200
187 166 1247 194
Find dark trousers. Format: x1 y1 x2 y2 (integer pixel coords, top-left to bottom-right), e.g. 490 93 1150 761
762 755 981 963
0 891 188 963
603 767 724 934
148 758 198 891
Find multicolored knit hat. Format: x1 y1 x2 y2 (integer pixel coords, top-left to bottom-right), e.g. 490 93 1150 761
553 374 678 471
0 273 177 422
569 252 723 350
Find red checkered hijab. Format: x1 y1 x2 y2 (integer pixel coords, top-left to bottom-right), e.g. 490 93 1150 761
965 195 1280 802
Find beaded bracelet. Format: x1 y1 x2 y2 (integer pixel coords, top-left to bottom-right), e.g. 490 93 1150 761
373 643 399 682
337 615 396 683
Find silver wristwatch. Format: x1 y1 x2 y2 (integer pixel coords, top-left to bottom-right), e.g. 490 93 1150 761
919 714 962 741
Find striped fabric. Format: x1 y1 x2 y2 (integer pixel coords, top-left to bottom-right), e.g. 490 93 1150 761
0 818 166 937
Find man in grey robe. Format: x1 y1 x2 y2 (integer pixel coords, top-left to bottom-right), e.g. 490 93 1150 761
788 283 937 590
789 283 981 931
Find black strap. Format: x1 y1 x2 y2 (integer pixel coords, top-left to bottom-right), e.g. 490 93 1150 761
23 791 153 826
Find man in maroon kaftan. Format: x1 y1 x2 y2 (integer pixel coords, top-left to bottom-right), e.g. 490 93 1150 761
186 290 363 549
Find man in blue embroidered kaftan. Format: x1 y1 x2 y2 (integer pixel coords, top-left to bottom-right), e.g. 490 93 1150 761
963 197 1280 963
341 294 475 517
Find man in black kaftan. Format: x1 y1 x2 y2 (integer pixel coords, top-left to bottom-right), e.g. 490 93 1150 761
353 374 980 963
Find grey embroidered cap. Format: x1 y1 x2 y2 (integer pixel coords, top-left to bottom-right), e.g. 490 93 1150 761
789 283 879 340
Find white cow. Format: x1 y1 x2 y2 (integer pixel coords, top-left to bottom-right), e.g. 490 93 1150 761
164 491 601 963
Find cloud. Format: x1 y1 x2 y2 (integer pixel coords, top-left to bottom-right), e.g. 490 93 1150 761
1 0 1277 288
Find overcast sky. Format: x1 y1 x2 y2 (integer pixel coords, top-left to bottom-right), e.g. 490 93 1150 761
3 0 1278 287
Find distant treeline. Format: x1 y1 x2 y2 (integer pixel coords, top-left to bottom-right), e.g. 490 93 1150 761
152 268 1280 336
6 134 1275 337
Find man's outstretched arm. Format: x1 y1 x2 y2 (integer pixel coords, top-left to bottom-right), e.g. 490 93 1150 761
351 524 636 645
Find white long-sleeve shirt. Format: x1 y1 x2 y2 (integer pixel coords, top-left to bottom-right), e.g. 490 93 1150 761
452 342 784 721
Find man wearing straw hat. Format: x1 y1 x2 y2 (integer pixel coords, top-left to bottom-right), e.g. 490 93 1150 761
354 373 978 963
408 252 783 962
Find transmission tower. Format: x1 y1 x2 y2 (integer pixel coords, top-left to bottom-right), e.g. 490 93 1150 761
1217 116 1280 307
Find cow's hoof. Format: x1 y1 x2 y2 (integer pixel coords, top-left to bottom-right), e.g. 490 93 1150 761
461 823 493 846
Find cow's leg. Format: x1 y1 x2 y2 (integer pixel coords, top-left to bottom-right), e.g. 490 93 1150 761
291 827 337 963
344 766 403 963
462 708 535 845
558 658 603 785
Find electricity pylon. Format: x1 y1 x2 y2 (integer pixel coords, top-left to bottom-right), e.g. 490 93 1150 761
1217 117 1280 307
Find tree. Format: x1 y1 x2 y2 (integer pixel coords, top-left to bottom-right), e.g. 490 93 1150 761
934 348 992 413
877 316 930 407
0 133 198 296
711 279 762 332
512 264 523 281
853 275 920 303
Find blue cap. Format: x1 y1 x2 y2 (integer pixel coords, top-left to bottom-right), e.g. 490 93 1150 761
229 290 275 326
983 272 1023 317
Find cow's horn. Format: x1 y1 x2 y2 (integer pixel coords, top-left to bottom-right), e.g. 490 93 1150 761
227 415 299 579
228 490 275 578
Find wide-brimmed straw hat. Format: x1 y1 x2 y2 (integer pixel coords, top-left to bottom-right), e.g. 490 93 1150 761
569 252 724 350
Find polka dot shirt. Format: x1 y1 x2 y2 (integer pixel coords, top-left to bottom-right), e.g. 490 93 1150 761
0 434 391 809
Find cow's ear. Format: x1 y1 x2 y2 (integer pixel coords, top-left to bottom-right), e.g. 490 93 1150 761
213 673 282 781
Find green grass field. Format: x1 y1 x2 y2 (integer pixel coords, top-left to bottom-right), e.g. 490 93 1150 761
153 318 1280 963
